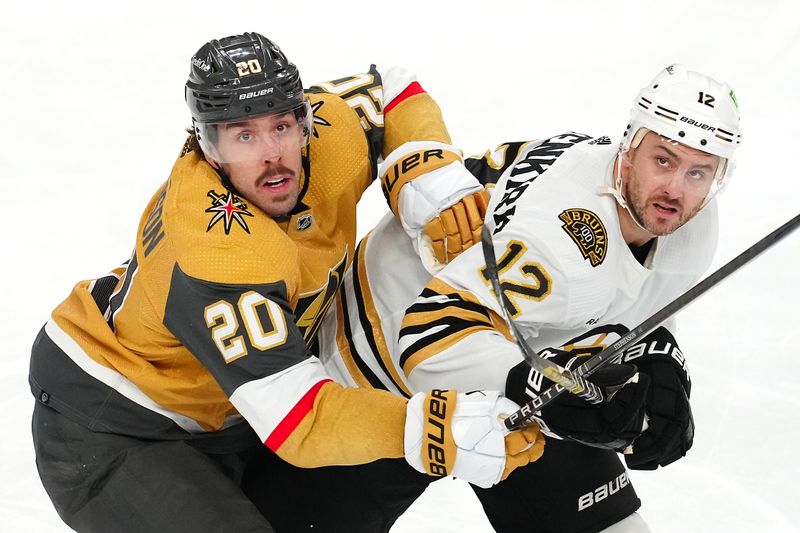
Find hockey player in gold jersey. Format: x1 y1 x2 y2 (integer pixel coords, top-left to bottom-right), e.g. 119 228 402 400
29 32 543 532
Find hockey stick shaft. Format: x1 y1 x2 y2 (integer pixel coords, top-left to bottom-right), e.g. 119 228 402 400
480 225 605 404
504 211 800 430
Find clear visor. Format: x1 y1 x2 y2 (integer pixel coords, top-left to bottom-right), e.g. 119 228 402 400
195 101 312 164
624 131 728 208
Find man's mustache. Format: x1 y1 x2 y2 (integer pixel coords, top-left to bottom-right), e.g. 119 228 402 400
257 165 296 185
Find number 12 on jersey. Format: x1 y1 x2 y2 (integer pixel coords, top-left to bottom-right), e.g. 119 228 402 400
479 239 553 318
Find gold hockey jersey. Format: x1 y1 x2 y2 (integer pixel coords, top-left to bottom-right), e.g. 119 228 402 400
30 67 458 467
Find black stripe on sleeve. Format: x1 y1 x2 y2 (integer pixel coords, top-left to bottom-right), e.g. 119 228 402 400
349 241 411 396
339 273 388 392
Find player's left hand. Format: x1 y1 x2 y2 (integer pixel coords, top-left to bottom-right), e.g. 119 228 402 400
423 189 490 264
624 327 694 470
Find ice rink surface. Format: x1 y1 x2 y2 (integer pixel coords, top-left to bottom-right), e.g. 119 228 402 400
1 1 798 531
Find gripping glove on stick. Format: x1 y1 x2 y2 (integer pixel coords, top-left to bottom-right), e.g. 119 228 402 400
404 390 545 488
506 348 650 450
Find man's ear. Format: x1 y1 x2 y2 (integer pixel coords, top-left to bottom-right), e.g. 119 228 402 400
620 146 636 170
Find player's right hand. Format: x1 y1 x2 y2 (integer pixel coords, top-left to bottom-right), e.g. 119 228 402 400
423 189 490 264
404 390 545 488
623 327 694 470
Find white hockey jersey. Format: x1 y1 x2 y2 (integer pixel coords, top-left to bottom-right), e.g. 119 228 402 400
316 132 717 396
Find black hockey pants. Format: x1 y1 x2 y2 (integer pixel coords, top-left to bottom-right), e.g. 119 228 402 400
241 442 431 532
472 438 642 533
32 400 430 532
32 401 273 532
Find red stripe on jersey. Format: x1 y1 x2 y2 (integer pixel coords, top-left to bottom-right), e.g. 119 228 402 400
383 81 425 114
264 378 332 451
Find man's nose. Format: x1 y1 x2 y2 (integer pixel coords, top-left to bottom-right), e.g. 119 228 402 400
258 136 283 162
659 170 683 198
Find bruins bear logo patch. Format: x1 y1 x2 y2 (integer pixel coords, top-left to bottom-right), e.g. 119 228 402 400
559 209 607 267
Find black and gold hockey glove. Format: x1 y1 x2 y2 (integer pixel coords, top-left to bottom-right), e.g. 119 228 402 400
622 327 694 470
505 348 650 450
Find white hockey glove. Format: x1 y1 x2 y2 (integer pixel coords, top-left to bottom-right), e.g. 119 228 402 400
422 188 490 265
404 390 545 488
380 142 487 273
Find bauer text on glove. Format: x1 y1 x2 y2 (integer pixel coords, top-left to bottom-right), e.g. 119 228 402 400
404 389 545 488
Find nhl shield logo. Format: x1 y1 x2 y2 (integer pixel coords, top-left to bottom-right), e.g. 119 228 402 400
559 209 607 267
296 213 313 231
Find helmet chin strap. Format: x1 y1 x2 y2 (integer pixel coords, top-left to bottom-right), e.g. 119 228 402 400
597 149 651 235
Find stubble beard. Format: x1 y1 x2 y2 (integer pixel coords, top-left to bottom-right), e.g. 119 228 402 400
625 174 702 237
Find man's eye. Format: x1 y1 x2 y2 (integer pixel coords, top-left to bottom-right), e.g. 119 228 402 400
275 124 289 134
656 157 669 166
238 132 252 142
688 170 707 181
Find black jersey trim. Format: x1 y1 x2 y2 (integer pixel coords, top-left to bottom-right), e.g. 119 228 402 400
350 240 412 398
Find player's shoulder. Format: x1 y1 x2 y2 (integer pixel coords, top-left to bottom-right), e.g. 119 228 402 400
306 65 384 130
489 132 619 248
488 132 610 196
158 144 298 286
307 65 383 100
304 90 372 166
468 133 616 189
304 69 386 159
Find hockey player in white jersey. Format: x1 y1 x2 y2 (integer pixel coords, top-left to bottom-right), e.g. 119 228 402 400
316 64 741 532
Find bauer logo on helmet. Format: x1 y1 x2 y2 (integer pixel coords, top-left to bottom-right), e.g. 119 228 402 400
679 116 716 131
239 88 274 101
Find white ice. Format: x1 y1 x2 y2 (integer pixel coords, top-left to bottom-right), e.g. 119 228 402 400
1 1 798 531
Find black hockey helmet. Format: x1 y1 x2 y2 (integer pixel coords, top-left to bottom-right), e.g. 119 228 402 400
185 32 306 124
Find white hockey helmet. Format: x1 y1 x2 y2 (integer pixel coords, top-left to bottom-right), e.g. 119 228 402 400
622 64 741 185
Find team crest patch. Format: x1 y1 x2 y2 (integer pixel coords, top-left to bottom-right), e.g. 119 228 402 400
559 209 607 267
205 190 254 234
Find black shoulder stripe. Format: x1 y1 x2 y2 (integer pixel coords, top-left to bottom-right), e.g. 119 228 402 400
163 263 312 396
89 274 120 317
465 141 529 186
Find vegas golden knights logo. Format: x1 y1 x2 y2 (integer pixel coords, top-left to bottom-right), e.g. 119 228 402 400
205 190 255 235
559 209 607 267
